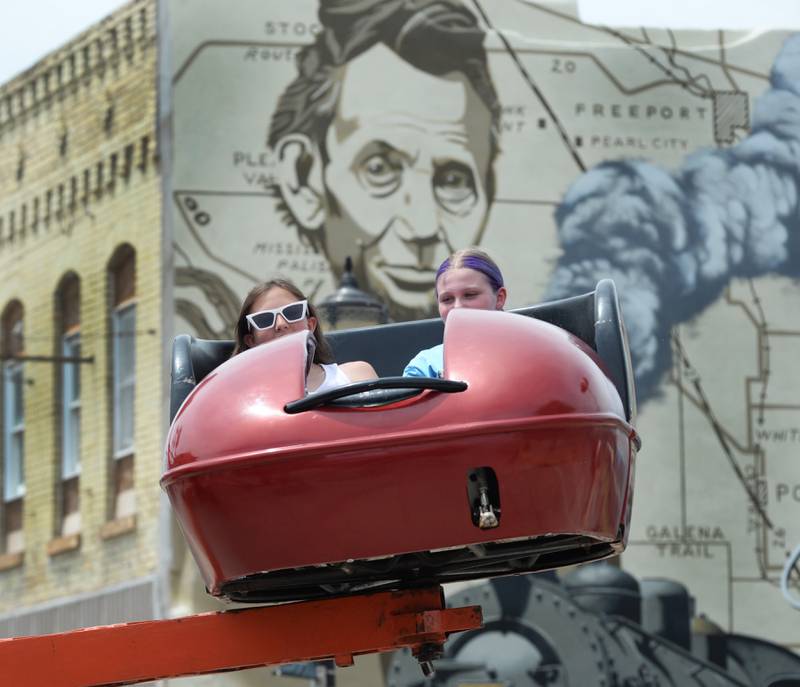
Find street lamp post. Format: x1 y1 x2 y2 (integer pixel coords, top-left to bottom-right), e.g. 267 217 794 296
318 257 389 331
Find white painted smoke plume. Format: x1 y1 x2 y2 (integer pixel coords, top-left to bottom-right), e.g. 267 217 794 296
545 34 800 401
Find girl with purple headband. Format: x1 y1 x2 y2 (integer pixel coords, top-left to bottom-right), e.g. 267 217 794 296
403 248 507 378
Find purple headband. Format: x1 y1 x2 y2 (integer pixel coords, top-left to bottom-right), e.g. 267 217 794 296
435 255 504 292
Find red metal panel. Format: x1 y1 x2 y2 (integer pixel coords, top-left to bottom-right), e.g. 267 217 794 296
169 422 631 593
164 309 638 595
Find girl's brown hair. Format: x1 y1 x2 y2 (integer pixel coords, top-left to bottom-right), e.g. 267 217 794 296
231 279 335 362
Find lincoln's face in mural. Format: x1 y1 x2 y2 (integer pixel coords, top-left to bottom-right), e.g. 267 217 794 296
321 44 493 309
268 0 500 315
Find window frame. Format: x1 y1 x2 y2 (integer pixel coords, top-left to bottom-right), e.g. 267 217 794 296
61 330 81 480
2 359 25 502
111 301 136 459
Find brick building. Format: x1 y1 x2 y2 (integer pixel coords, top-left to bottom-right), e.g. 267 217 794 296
0 0 167 633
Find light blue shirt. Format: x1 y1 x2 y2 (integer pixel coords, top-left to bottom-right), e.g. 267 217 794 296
403 344 444 378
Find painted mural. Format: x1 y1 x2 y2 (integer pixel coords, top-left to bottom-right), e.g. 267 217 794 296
168 0 800 651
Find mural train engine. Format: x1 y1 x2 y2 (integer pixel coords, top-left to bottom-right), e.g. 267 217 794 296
387 564 800 687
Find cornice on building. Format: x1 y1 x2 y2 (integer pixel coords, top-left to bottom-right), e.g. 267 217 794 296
0 0 159 256
0 133 158 254
0 0 156 136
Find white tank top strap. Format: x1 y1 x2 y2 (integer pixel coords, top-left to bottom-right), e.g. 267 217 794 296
314 363 353 394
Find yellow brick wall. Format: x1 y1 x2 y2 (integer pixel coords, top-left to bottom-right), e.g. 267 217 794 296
0 0 163 610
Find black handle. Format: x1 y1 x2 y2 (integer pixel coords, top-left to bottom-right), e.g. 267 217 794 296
284 376 468 414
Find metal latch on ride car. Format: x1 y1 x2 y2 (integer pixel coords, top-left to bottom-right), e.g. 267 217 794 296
477 487 499 529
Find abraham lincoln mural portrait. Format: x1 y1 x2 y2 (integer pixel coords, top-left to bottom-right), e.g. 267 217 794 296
173 0 502 330
262 0 500 319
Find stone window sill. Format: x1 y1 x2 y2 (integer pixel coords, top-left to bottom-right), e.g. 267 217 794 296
100 514 137 540
0 551 24 571
47 533 81 557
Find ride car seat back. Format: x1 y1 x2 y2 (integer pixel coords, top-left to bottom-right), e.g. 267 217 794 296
170 279 634 423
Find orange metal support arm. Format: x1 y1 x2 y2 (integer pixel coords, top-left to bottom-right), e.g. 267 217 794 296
0 586 481 687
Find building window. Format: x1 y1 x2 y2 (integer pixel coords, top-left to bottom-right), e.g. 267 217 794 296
108 246 136 523
62 332 81 478
1 302 25 554
3 361 25 502
56 274 81 539
112 303 135 458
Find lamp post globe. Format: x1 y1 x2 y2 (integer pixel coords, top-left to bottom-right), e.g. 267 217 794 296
318 257 389 331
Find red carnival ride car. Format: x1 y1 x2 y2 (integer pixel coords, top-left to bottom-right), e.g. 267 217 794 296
163 280 640 603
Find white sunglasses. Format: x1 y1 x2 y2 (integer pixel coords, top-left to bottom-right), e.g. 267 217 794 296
246 300 308 331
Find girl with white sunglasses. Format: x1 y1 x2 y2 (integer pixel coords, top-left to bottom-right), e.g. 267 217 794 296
232 278 377 393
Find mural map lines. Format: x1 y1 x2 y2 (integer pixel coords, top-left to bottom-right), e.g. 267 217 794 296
471 0 587 172
172 39 293 84
717 29 741 91
608 29 714 98
654 29 716 94
174 191 264 284
669 280 800 605
671 332 774 531
520 0 771 82
751 282 771 427
495 47 689 96
489 1 758 150
731 286 800 578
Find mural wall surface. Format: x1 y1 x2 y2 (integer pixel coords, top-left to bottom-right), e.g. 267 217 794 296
168 0 800 648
